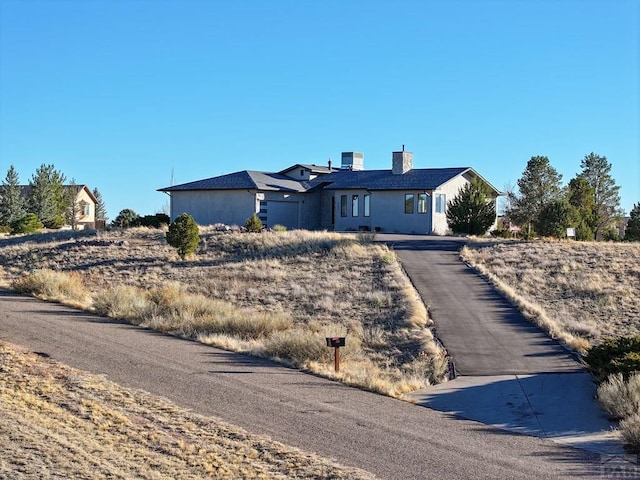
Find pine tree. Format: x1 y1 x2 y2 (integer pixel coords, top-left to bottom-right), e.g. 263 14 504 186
446 177 496 235
0 165 26 226
578 152 621 239
93 187 107 224
566 177 595 240
507 156 563 236
28 164 67 228
166 213 200 259
64 179 81 229
625 203 640 241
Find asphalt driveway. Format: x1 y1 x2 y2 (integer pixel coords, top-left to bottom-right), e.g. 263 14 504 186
378 234 582 376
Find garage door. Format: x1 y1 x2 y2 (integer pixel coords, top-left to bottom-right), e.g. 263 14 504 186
266 201 299 229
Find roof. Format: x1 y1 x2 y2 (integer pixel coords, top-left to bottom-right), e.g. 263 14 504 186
158 165 501 195
318 167 473 191
158 170 309 193
278 164 336 176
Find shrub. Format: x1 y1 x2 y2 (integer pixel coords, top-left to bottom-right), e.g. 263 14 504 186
585 336 640 382
620 413 640 452
245 213 263 232
166 213 200 259
272 224 287 232
139 213 170 229
10 213 43 234
0 225 12 234
597 372 640 419
112 209 140 228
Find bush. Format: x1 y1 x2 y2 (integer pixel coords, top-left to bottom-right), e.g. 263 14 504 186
585 336 640 382
166 213 200 259
245 213 263 232
620 413 640 452
597 372 640 419
272 224 287 232
112 209 140 228
0 225 12 234
10 213 43 234
139 213 170 229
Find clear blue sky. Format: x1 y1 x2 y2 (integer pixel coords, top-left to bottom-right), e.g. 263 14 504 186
1 0 638 220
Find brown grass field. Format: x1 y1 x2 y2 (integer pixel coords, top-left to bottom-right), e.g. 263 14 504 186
0 342 374 479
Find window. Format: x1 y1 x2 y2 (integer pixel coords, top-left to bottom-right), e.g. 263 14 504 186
352 195 359 217
404 193 414 214
417 193 428 214
300 169 305 176
435 194 446 213
80 202 90 216
364 194 370 217
340 195 347 217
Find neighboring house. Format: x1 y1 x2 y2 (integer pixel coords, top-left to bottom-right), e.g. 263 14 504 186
19 184 98 229
158 150 501 235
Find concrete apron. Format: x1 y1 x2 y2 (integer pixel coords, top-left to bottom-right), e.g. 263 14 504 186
407 372 623 456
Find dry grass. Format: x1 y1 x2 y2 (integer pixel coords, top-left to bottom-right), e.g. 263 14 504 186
0 342 375 479
461 240 640 352
0 228 447 397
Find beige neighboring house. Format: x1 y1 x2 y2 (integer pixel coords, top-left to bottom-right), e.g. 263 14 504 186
19 184 98 230
64 185 98 229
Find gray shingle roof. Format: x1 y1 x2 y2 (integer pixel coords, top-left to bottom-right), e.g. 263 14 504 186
315 167 472 191
158 171 308 193
157 165 499 194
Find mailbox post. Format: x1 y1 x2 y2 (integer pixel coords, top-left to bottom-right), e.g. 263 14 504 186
325 337 346 372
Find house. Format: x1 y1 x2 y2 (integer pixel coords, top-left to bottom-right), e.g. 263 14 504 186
19 184 98 229
158 149 501 235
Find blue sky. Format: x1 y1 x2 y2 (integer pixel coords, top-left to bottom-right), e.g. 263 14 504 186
1 0 638 220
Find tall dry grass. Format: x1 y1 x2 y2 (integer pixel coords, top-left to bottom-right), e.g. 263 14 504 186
1 228 447 397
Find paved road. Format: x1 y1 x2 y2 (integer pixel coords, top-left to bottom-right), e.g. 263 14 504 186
379 235 582 375
0 290 602 479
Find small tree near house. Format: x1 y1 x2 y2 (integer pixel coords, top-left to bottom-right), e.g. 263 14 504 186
446 177 496 235
245 213 263 232
166 213 200 259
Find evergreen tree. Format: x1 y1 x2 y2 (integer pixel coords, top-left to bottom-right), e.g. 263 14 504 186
507 156 563 236
64 179 81 229
625 203 640 241
446 177 496 235
93 187 108 224
0 165 26 226
535 199 572 238
28 164 67 228
566 177 595 240
578 152 621 239
166 213 200 259
112 208 140 228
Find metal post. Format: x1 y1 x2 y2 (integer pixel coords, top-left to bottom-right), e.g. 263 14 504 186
334 346 340 373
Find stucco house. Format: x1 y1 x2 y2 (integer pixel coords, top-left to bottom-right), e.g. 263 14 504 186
158 150 501 235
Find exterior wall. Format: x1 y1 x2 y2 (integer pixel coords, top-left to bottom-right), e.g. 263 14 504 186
74 188 96 227
170 190 257 226
331 189 372 231
369 190 432 234
431 172 499 235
